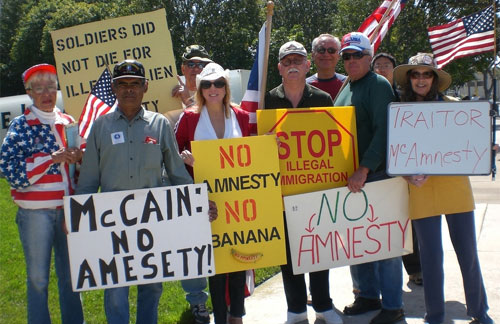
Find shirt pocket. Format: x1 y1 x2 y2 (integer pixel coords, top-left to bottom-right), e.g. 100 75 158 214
142 143 162 169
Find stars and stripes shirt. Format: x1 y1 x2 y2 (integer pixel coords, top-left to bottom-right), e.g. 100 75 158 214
0 106 74 209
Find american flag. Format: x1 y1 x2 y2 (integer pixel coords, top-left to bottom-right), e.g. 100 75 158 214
240 23 266 135
78 68 116 139
428 6 495 69
358 0 407 53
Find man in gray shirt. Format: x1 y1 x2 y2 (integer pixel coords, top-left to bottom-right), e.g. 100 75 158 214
77 59 194 324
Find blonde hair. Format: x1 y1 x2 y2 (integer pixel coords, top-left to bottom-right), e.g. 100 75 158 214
24 72 58 90
194 78 232 118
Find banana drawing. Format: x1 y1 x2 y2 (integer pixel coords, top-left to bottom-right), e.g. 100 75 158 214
231 248 263 263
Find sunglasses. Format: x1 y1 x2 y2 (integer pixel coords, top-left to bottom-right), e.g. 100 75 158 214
315 46 337 54
410 71 434 79
200 80 226 89
280 58 306 67
342 52 368 61
186 61 207 69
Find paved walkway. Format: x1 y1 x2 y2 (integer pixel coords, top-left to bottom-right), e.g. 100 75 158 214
242 161 500 324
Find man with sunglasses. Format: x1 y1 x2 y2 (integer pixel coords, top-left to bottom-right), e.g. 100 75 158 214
334 32 404 324
172 45 213 109
77 60 194 324
265 41 342 324
306 34 346 100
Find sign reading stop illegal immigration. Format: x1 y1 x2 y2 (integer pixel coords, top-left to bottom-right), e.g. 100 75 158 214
257 107 358 196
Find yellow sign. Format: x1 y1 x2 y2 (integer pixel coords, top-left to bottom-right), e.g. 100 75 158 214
50 9 180 119
257 107 358 196
191 135 286 274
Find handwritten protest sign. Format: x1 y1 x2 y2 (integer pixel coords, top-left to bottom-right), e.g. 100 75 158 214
63 184 213 291
257 107 358 196
283 177 411 274
387 101 491 175
51 9 180 119
191 135 286 274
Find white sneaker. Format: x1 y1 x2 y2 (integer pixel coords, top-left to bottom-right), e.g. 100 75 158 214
316 309 343 324
285 311 308 324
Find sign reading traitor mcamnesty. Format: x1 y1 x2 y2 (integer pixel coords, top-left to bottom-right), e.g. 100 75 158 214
63 184 213 291
283 177 411 275
387 101 491 175
191 135 286 274
257 107 358 196
50 9 180 119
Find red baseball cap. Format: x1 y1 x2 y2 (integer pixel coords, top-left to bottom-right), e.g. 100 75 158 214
22 64 57 84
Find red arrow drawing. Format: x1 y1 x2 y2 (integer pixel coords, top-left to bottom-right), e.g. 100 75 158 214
305 213 316 233
367 204 378 223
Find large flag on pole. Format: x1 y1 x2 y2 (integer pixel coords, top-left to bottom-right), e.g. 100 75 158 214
78 68 116 139
358 0 407 53
240 23 266 135
428 6 495 69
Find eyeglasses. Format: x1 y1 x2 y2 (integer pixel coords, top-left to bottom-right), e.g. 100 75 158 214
27 85 58 94
410 71 434 79
186 61 208 69
341 52 367 61
280 58 306 67
373 63 393 69
315 47 337 55
200 80 226 89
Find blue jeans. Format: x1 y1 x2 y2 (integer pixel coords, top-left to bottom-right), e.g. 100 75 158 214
104 283 163 324
413 212 489 323
16 208 84 324
349 256 403 309
181 277 208 305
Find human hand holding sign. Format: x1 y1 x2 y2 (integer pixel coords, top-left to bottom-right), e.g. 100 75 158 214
347 166 370 193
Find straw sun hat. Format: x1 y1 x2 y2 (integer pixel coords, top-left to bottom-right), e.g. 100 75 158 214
393 52 452 92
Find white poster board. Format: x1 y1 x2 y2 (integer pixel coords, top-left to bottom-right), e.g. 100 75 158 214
283 177 411 275
387 101 491 175
63 184 214 291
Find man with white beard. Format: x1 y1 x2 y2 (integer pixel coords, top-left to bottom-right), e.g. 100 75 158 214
264 41 342 324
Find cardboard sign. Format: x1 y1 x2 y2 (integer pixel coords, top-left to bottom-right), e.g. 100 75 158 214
63 184 213 291
283 177 411 274
191 135 286 274
50 9 180 119
387 101 491 175
257 107 358 196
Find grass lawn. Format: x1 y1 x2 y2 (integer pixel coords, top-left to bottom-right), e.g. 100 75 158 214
0 178 279 323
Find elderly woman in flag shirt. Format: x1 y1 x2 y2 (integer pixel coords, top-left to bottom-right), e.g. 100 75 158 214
0 64 84 324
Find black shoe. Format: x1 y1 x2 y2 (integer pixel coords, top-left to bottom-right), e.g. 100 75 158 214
343 296 381 315
370 308 405 324
191 303 210 324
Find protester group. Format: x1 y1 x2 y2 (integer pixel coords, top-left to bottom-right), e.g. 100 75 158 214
0 27 495 324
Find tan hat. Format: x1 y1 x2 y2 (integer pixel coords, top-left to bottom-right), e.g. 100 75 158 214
279 41 307 60
393 52 451 92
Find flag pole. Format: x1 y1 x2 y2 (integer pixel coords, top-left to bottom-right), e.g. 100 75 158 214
368 0 398 44
258 1 274 110
491 0 498 180
333 0 399 103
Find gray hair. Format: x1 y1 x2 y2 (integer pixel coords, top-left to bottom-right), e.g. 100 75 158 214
311 34 341 52
24 72 58 90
